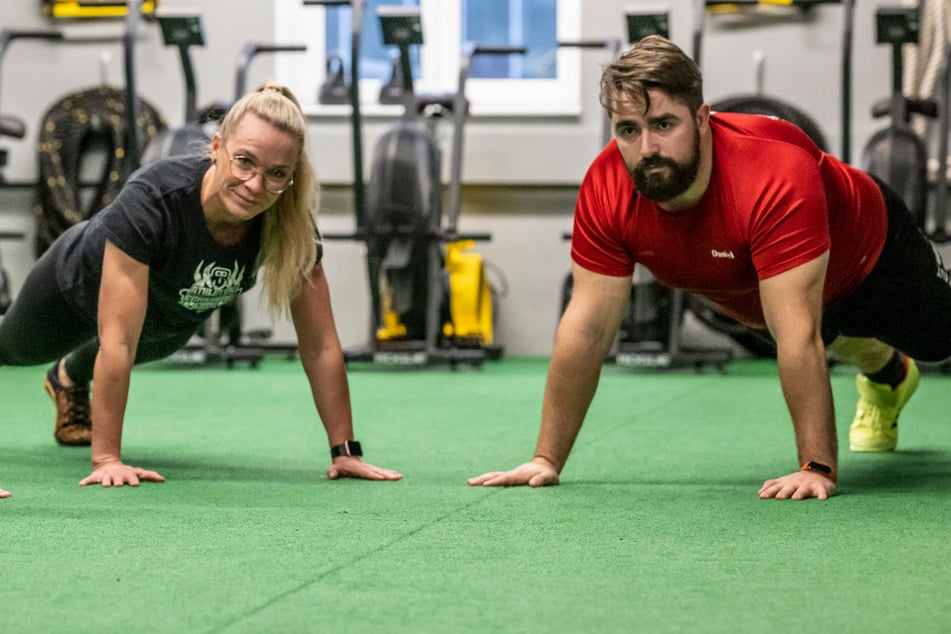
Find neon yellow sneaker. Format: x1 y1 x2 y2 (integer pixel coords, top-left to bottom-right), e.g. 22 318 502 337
849 356 919 452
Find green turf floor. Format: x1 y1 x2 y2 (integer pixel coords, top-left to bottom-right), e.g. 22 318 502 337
1 357 950 633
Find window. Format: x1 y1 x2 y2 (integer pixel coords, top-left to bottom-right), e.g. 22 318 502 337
324 0 421 88
463 0 558 80
273 0 581 116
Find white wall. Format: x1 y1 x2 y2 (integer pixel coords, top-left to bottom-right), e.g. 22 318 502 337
0 0 924 355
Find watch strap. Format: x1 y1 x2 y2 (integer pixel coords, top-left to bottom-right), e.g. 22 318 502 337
801 461 836 483
331 440 362 459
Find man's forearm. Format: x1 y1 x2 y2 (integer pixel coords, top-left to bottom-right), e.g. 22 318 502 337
534 329 611 472
776 343 838 468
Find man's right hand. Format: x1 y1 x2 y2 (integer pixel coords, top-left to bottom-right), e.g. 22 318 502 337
467 458 559 488
0 487 10 499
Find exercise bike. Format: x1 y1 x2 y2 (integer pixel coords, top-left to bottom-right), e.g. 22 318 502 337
862 7 937 231
309 1 520 368
139 10 211 166
864 7 951 375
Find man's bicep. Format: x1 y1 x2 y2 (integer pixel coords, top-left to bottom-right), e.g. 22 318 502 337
563 262 632 341
759 252 828 340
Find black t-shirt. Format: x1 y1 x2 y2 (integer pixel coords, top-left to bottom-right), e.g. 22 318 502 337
54 154 262 336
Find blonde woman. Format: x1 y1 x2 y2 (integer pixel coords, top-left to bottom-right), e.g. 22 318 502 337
0 82 400 498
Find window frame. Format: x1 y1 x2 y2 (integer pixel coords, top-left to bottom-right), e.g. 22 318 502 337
273 0 582 118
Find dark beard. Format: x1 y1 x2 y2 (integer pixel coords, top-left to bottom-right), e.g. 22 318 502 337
631 132 700 202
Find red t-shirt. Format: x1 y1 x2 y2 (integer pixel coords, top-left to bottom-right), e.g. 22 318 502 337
571 112 887 329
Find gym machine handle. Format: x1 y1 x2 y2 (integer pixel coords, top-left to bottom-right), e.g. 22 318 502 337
0 30 64 51
441 230 492 242
234 43 308 101
558 39 623 147
0 116 26 139
471 45 528 57
0 31 65 93
871 97 937 121
444 44 527 234
302 0 367 228
557 39 622 50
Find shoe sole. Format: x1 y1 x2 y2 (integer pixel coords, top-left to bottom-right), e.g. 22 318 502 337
849 440 896 452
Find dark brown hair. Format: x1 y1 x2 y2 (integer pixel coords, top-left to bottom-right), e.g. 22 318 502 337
599 35 703 115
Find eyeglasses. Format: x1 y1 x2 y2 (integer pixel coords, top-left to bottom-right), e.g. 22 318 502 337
224 147 295 194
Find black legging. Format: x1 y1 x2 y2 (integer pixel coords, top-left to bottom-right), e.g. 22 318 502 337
0 245 197 384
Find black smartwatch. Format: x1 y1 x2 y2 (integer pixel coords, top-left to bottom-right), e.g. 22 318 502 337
330 440 362 459
801 461 836 482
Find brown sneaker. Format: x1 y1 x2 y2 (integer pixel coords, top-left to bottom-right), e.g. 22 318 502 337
43 364 92 446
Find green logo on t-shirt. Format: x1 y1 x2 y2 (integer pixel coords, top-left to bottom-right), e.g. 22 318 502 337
179 260 246 312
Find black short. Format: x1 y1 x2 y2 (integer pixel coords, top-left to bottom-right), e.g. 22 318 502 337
821 177 951 362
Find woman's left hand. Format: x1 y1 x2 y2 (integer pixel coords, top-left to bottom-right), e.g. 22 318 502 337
79 460 166 488
328 457 402 481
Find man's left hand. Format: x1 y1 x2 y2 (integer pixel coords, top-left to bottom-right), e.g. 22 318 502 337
327 456 402 481
758 470 836 500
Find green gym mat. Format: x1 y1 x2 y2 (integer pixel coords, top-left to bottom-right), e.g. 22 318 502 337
1 357 949 633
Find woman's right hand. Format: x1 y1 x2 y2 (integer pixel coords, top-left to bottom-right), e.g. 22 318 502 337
79 460 165 488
